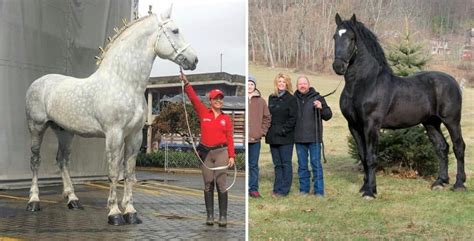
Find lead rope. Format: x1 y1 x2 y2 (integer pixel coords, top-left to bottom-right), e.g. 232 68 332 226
317 77 343 164
315 108 328 164
179 69 237 192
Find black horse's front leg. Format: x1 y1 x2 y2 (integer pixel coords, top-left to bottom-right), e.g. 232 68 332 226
348 125 369 193
362 124 380 199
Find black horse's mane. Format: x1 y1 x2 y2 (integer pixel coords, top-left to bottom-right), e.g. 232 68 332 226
342 20 393 74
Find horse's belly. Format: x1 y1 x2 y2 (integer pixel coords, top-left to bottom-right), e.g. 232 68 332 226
46 101 104 137
382 106 430 129
49 114 104 137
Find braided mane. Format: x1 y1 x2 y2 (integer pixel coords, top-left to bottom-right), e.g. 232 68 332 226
95 14 154 65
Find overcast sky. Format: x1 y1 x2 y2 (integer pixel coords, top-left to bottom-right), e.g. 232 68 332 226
138 0 246 77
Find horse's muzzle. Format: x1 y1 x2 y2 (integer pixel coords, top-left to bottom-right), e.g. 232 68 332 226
179 56 198 71
332 59 347 75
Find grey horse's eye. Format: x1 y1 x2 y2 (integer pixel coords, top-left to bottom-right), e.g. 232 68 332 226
172 29 179 34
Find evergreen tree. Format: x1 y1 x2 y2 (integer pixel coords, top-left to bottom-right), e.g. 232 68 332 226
387 18 430 77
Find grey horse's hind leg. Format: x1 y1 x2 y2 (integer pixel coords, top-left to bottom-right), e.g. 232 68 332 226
105 130 126 225
52 126 82 209
27 121 49 211
122 130 143 224
423 121 450 189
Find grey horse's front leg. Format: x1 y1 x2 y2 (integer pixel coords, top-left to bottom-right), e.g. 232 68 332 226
121 130 142 224
105 130 126 225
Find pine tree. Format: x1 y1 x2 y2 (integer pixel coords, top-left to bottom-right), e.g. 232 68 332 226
387 18 430 77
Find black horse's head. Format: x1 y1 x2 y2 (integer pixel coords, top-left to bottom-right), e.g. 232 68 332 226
333 13 358 75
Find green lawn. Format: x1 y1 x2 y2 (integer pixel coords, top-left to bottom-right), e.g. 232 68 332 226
249 64 474 240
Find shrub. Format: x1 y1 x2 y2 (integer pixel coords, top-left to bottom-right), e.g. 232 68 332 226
348 125 442 177
137 149 245 171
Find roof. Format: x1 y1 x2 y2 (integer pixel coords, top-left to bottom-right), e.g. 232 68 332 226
149 72 245 86
161 94 245 110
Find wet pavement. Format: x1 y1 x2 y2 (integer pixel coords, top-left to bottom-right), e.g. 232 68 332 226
0 170 245 240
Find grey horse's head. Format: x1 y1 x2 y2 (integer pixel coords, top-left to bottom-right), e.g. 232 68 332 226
153 5 198 70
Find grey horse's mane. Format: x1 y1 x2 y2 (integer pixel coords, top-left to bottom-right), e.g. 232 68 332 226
95 14 155 65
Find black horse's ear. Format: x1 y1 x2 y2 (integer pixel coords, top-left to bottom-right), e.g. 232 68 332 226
335 13 342 26
351 14 357 23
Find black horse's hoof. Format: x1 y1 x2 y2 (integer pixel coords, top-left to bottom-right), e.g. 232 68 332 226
67 200 84 210
431 178 449 190
431 184 445 190
451 184 466 192
362 192 376 200
108 214 126 226
123 212 142 224
26 202 41 212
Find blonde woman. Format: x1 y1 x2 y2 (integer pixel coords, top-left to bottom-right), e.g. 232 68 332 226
265 73 297 197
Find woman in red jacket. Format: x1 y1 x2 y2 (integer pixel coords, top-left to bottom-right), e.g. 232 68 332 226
180 73 235 227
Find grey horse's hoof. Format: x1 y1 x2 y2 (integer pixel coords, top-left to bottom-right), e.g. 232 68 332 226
26 202 41 212
123 212 142 224
67 200 84 210
108 214 126 226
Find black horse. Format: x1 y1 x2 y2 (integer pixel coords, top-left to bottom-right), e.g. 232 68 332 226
332 13 466 199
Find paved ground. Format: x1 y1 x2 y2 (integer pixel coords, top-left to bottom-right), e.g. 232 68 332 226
0 170 245 240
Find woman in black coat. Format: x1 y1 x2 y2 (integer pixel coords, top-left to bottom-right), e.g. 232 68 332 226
265 73 297 197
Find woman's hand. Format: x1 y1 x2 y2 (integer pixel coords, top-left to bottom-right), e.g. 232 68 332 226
228 157 235 167
179 72 189 85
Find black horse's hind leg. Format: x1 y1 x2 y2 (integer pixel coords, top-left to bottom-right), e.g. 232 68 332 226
348 125 369 193
423 122 450 189
445 122 466 191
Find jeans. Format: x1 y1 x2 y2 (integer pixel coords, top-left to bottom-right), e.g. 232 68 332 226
248 142 261 193
270 144 294 196
296 143 324 195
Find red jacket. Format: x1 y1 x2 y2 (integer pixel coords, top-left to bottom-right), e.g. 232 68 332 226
184 84 235 158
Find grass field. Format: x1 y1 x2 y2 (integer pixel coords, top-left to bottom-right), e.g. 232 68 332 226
249 64 474 240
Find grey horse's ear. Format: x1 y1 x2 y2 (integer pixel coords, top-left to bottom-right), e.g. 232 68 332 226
161 4 173 20
351 14 357 23
335 13 342 26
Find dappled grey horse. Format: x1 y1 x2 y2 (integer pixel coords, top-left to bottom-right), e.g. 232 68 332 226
25 6 198 225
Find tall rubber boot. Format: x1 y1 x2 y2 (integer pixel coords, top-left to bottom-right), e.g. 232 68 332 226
218 191 228 227
204 190 214 225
